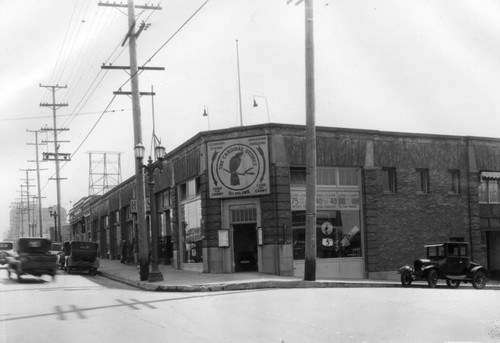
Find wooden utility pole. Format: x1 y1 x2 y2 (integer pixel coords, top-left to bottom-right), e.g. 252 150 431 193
20 169 36 236
40 84 70 242
98 0 162 281
304 0 317 281
27 129 48 237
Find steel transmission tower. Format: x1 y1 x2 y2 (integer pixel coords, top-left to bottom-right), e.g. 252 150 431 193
88 151 122 195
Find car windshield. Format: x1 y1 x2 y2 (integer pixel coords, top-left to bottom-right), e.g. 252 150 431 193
71 242 98 250
18 239 51 254
0 242 13 250
426 244 445 259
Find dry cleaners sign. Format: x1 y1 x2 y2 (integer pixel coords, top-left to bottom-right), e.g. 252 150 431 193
208 136 270 198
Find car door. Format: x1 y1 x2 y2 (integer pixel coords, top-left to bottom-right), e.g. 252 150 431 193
444 243 468 275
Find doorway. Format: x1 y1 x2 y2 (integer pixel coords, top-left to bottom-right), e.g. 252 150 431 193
233 223 258 272
488 231 500 280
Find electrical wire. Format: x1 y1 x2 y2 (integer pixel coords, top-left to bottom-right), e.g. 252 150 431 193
37 0 211 197
0 109 127 122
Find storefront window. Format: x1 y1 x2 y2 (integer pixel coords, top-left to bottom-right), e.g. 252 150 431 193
181 199 203 263
292 210 361 259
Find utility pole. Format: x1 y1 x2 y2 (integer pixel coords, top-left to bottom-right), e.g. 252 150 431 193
288 0 317 280
98 0 162 281
18 187 26 237
20 169 36 236
27 129 48 237
40 84 70 242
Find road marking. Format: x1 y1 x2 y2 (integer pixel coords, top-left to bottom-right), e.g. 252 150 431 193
54 305 86 320
116 298 157 310
54 306 65 320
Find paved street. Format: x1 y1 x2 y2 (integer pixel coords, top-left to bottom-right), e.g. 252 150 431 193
1 268 500 343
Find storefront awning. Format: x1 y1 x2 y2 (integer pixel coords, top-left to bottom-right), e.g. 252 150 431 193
480 171 500 180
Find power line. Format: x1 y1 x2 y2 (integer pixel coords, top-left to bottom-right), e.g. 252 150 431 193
0 109 127 122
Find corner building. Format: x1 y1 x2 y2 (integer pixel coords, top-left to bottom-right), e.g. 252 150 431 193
68 123 500 280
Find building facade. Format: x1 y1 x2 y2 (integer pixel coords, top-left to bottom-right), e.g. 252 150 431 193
68 124 500 280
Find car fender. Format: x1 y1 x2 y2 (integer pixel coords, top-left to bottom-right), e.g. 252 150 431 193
398 265 414 274
470 266 489 278
421 265 438 277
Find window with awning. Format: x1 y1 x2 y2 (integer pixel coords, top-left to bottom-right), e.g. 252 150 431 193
481 171 500 180
479 172 500 203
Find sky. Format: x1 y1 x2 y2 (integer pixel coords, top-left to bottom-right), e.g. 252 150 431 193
2 0 500 240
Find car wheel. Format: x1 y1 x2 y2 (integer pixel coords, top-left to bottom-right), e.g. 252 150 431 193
472 271 488 290
400 270 413 287
446 279 460 289
427 269 438 288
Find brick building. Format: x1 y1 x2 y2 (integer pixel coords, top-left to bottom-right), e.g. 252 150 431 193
68 123 500 280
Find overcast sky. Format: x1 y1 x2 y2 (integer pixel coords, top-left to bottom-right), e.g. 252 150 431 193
2 0 500 239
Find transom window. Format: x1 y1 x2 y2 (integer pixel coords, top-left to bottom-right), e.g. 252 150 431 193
290 167 358 187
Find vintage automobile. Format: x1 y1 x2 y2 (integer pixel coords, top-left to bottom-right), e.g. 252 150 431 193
0 241 14 265
7 238 58 282
65 241 99 275
399 242 489 289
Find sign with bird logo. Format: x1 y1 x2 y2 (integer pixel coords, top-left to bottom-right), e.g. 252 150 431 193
208 136 270 198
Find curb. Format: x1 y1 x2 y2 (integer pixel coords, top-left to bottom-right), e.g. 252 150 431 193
97 270 402 292
97 270 500 292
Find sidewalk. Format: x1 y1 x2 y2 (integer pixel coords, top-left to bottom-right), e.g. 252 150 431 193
97 259 500 292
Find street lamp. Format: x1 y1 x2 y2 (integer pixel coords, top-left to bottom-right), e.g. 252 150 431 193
202 106 211 130
252 95 270 123
48 206 59 242
135 143 165 282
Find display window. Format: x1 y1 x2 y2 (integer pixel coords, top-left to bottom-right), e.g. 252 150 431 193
290 167 362 260
181 199 203 263
292 210 361 260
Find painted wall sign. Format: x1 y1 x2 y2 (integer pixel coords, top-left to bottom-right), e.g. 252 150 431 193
208 136 270 198
290 189 360 211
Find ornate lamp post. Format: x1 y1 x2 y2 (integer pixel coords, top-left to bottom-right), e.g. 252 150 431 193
134 143 165 282
48 206 59 242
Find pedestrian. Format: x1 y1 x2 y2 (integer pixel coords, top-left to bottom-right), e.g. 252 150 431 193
129 237 136 265
120 240 128 263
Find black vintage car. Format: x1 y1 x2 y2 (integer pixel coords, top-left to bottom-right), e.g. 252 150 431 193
399 242 489 289
0 241 14 265
65 241 99 275
7 238 58 282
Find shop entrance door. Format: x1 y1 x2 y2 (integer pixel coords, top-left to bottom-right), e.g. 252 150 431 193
233 223 258 272
488 231 500 279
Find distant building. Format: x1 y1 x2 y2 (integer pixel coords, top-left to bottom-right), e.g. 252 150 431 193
8 206 67 241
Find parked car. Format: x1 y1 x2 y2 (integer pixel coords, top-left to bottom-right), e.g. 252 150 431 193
0 241 14 266
7 238 58 282
65 241 99 275
399 242 489 289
